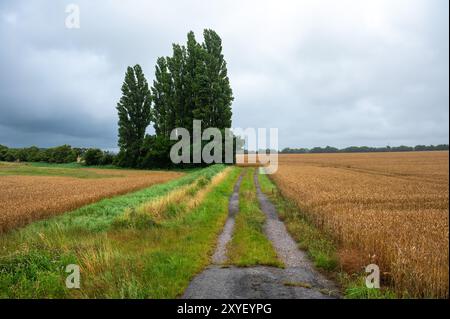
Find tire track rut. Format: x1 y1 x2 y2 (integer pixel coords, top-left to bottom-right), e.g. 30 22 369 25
182 169 340 299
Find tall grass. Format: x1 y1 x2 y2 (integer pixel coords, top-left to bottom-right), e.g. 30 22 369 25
114 167 232 227
227 168 282 267
0 164 239 298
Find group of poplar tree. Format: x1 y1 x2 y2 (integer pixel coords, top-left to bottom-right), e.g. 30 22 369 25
116 29 234 168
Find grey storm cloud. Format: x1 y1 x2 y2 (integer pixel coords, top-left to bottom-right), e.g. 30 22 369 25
0 0 448 149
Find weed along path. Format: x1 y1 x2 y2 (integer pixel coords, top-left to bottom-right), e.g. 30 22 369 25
182 168 340 299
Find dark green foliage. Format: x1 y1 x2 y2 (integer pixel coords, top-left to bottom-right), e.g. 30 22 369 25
151 30 233 137
22 146 42 162
72 148 87 158
0 144 7 161
428 144 449 151
200 29 233 128
4 149 17 162
113 29 235 169
116 65 153 168
280 147 309 154
78 148 115 166
83 148 104 166
100 151 115 165
152 57 174 138
138 135 174 169
0 145 78 163
142 29 235 168
45 145 77 163
168 44 188 130
0 145 113 166
281 144 450 154
1 146 44 162
310 146 339 153
15 148 29 161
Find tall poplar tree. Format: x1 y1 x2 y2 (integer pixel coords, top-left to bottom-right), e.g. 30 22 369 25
149 29 234 166
152 57 173 138
152 29 233 133
167 44 188 130
202 29 233 129
116 64 152 167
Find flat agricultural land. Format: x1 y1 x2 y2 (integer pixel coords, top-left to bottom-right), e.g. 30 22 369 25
0 162 183 233
270 151 449 298
0 165 236 298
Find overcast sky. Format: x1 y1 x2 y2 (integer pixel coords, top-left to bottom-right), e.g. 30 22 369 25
0 0 448 150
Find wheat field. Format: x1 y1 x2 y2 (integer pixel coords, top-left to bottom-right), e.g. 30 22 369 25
271 151 449 298
0 165 182 233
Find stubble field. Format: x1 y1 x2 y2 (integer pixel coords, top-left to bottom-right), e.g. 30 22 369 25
270 151 449 298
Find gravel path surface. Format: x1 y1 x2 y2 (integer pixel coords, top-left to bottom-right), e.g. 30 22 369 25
182 266 336 299
253 170 312 268
253 169 339 294
182 169 340 299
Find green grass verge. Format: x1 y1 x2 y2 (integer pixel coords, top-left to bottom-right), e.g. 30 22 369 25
29 162 94 169
28 162 204 173
0 161 203 176
227 168 282 267
258 172 396 299
0 164 237 298
341 275 396 299
0 162 121 178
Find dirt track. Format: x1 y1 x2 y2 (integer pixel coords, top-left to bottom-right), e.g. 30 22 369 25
182 169 340 299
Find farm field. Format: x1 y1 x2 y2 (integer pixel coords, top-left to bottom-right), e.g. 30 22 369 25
269 151 449 298
0 162 183 233
0 165 237 298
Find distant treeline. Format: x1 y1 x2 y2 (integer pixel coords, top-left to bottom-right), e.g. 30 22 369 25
0 144 115 166
280 144 449 154
2 143 448 166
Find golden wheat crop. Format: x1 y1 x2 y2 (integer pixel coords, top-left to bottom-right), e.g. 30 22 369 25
0 168 182 233
270 151 449 298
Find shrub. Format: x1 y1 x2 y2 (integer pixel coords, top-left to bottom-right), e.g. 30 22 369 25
45 145 77 163
100 152 115 165
23 146 44 162
83 148 104 166
138 135 173 169
4 149 18 162
0 144 9 161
